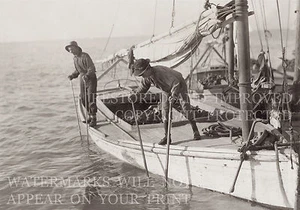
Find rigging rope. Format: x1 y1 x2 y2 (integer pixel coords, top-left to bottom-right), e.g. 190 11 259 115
100 0 120 58
257 0 274 82
275 0 288 93
285 0 291 53
275 0 294 153
275 0 285 51
171 0 176 28
250 0 263 50
101 24 115 56
152 0 158 37
259 0 273 70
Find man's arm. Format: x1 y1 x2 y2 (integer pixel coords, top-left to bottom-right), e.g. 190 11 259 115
128 78 151 102
135 78 151 94
69 62 80 80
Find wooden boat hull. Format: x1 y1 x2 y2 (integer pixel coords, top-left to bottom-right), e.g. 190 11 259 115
87 123 298 209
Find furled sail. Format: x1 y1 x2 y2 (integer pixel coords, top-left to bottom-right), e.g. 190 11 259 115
99 1 235 69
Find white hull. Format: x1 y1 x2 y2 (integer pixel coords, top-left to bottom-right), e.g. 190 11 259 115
88 126 298 209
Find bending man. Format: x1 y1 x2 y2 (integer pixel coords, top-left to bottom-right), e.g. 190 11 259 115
66 41 97 127
129 58 201 145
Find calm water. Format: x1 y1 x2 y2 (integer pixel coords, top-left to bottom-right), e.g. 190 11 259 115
0 36 287 210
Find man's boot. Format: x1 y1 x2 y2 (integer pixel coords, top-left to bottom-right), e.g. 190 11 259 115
89 102 97 127
158 121 171 145
190 120 201 140
89 114 97 127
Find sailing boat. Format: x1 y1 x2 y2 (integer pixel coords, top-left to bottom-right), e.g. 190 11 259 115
74 0 300 209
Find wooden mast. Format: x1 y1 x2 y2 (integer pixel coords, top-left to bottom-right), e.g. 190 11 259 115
294 0 300 84
294 2 300 209
235 0 252 141
292 0 300 106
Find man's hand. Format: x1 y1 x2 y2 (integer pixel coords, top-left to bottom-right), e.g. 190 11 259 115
169 96 176 104
82 75 89 83
128 94 137 103
68 75 74 80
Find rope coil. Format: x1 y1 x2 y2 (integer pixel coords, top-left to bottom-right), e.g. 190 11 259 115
202 122 242 137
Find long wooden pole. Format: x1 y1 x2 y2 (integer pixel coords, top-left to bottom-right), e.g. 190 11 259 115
83 80 89 141
164 100 172 187
235 0 252 142
229 119 263 193
70 81 83 140
131 102 149 177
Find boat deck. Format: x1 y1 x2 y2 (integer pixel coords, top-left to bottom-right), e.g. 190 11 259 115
94 109 276 150
130 121 243 149
92 87 300 150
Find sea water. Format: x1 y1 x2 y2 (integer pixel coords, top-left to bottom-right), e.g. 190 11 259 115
0 36 290 210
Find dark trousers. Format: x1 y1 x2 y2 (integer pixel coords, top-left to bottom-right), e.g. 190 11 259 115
161 85 195 123
80 74 97 115
161 84 199 137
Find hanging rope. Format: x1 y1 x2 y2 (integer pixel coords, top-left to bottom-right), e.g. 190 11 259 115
170 0 176 28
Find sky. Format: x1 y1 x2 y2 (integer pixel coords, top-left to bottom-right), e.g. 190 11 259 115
0 0 297 42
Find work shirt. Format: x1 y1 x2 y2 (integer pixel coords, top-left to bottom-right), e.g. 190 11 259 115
71 52 96 78
69 51 97 113
136 65 187 97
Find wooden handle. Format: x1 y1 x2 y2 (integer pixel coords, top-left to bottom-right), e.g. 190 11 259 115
131 102 149 177
229 158 244 193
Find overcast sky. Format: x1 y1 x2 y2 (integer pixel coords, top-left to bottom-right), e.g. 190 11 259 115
0 0 297 42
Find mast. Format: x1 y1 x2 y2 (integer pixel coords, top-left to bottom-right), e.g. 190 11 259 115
235 0 252 141
226 23 235 85
294 2 300 210
294 0 300 84
292 0 300 106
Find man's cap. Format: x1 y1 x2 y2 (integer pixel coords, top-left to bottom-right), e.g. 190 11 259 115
132 58 150 76
65 41 82 52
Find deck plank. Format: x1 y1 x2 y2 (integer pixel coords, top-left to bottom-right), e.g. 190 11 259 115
127 121 243 149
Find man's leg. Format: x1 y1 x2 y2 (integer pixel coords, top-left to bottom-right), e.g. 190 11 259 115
80 77 91 123
87 76 97 127
158 92 171 145
179 93 201 140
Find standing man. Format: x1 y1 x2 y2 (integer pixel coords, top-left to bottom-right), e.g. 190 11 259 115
66 41 97 127
129 58 201 145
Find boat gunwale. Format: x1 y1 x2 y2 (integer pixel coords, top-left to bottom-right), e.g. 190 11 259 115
89 126 296 163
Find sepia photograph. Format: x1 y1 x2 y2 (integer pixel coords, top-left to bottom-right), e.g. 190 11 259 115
1 0 300 209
